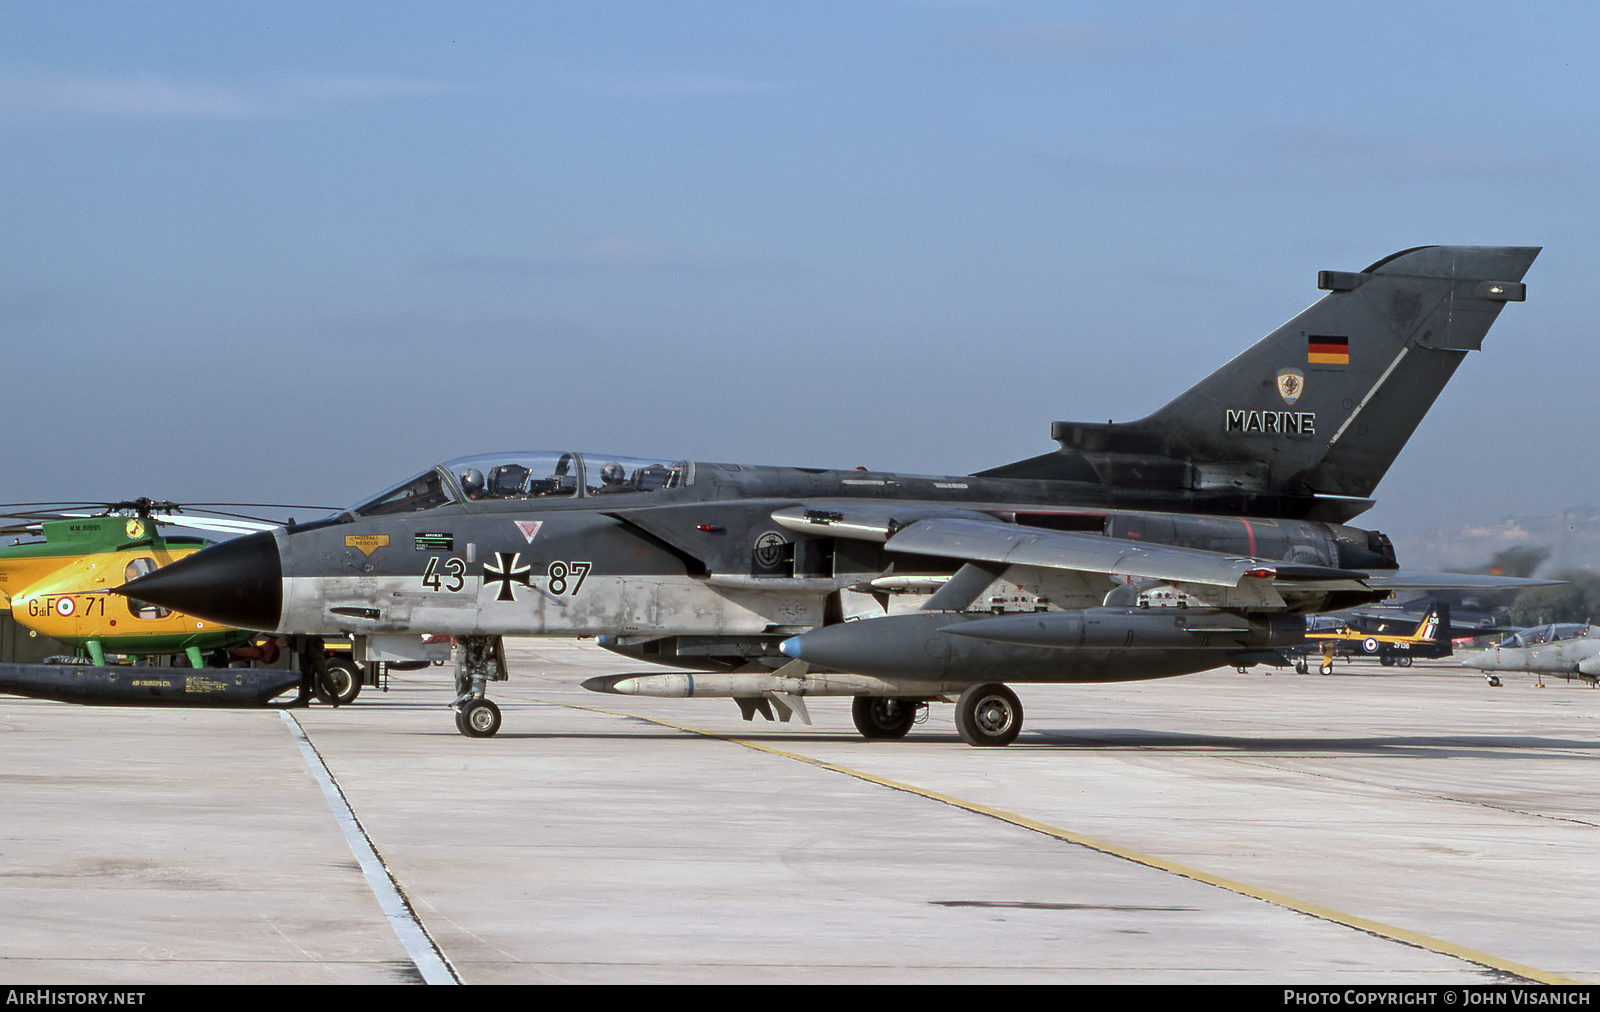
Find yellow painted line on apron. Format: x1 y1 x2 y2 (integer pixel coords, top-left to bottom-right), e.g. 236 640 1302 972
542 697 1576 986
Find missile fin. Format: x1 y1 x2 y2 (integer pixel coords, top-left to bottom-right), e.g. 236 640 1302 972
766 691 812 725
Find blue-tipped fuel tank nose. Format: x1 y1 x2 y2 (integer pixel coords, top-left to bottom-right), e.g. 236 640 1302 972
115 531 283 632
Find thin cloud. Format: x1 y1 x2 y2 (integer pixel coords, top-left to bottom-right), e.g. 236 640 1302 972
0 70 459 120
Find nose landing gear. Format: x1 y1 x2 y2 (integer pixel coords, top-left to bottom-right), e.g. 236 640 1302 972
451 636 508 737
456 697 502 737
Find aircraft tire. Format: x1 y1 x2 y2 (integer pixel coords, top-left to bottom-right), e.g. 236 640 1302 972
458 698 501 738
1295 661 1309 674
1398 657 1413 668
314 656 363 706
852 697 917 739
955 683 1022 747
1379 656 1394 667
1319 662 1333 675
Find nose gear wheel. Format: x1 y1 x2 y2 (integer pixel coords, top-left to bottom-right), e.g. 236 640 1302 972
456 698 502 738
451 635 508 737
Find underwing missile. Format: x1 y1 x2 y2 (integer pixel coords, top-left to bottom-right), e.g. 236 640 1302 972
581 669 945 698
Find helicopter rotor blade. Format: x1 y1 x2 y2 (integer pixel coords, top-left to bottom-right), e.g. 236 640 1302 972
0 499 337 531
52 512 279 536
156 516 281 535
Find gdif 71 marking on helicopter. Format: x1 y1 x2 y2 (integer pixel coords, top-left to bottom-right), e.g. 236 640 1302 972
0 502 259 667
0 500 364 707
123 245 1550 743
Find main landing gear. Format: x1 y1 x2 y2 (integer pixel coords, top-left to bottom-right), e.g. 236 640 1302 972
954 683 1024 747
851 697 925 739
850 684 1027 746
289 637 364 708
452 635 508 738
314 655 363 706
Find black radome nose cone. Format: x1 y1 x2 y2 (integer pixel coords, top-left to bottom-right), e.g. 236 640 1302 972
117 531 283 631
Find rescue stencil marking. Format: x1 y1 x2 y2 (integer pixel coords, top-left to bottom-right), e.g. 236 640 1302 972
515 520 543 543
346 534 391 557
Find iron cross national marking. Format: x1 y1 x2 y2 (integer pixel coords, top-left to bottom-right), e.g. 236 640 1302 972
482 551 532 602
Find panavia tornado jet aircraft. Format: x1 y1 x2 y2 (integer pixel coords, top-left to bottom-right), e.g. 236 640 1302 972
121 245 1548 744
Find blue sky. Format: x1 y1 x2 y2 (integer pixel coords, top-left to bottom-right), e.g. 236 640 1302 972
2 2 1595 557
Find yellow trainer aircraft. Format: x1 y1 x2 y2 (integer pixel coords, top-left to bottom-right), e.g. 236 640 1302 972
1294 604 1451 675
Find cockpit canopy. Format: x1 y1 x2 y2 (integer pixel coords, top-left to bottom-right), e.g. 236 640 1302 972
349 452 691 517
1497 624 1592 649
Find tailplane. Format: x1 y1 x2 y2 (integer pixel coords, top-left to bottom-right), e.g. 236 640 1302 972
982 245 1539 521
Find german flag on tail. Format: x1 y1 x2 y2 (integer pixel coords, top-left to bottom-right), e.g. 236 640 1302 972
1308 335 1349 365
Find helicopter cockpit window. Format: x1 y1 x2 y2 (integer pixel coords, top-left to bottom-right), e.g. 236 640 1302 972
351 469 457 517
125 558 171 619
581 454 689 496
444 453 581 501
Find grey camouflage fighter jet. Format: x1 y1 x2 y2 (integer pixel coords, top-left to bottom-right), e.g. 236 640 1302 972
1462 625 1600 687
122 245 1550 744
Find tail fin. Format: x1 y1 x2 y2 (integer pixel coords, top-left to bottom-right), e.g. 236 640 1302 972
982 246 1539 520
1432 602 1452 646
1413 603 1443 643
